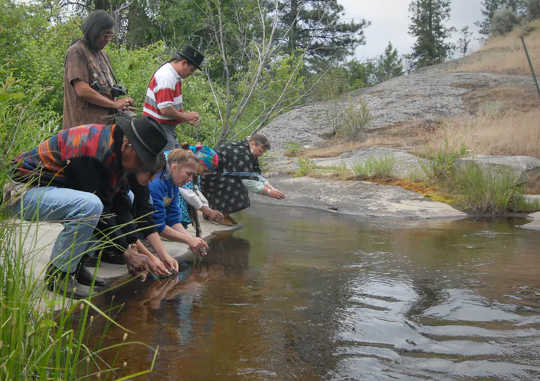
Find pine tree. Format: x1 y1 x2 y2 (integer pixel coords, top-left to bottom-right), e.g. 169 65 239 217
477 0 506 35
274 0 369 66
476 0 526 35
456 26 472 57
374 42 403 83
408 0 453 70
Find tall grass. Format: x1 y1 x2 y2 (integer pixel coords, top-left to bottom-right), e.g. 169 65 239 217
416 140 537 214
0 217 158 380
452 163 526 215
295 157 316 177
352 155 396 179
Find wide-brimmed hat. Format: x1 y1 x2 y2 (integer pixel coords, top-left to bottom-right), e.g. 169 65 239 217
189 143 218 171
117 116 168 171
174 46 204 69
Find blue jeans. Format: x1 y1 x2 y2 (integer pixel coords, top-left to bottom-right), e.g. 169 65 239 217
14 187 103 273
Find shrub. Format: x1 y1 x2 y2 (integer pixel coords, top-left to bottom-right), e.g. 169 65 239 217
420 141 468 183
452 163 525 215
295 157 316 177
352 155 395 179
526 0 540 20
336 99 372 139
284 142 302 157
490 8 521 36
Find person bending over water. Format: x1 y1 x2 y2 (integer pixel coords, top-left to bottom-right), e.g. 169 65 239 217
148 149 209 256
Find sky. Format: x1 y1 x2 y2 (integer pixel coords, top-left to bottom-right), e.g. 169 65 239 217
338 0 484 60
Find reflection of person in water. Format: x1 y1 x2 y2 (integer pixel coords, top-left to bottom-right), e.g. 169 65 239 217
138 263 225 346
206 236 250 275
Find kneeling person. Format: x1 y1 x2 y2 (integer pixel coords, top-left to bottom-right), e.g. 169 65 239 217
148 149 209 255
8 116 170 298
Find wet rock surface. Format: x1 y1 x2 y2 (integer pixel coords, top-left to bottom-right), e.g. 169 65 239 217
253 176 466 219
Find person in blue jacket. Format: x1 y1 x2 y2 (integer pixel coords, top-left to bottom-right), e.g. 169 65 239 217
148 148 209 256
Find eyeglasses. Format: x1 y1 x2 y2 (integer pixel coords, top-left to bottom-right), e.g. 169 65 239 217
101 32 115 39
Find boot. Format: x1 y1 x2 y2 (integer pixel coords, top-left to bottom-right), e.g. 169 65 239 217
76 263 107 288
45 265 88 299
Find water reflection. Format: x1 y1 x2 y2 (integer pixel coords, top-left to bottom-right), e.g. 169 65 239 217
95 204 540 380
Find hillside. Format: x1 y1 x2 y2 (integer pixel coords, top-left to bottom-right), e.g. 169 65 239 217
262 20 540 169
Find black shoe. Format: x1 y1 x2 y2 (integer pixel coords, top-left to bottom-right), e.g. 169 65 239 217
84 250 126 267
76 265 107 288
46 265 89 299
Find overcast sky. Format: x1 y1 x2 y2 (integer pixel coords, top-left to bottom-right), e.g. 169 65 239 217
338 0 484 60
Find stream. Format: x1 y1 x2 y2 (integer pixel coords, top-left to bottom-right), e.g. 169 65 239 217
95 203 540 380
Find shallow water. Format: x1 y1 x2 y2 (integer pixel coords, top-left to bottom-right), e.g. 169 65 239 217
97 203 540 380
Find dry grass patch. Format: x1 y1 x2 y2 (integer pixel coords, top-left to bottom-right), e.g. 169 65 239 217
462 86 540 114
452 19 540 75
418 109 540 158
301 120 439 159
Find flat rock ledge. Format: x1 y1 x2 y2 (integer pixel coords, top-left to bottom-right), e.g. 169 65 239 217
9 218 239 309
521 211 540 231
254 175 466 219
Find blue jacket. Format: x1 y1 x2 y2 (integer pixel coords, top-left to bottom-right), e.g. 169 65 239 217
148 169 181 232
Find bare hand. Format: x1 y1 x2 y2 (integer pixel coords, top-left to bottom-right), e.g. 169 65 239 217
268 187 285 199
202 206 224 223
185 111 200 126
160 253 179 272
114 97 134 112
188 237 209 256
124 246 169 280
148 254 171 276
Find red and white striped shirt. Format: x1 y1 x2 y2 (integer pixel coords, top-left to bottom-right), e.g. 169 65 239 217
143 63 183 125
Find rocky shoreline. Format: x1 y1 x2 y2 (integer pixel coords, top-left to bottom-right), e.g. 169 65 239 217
260 67 540 230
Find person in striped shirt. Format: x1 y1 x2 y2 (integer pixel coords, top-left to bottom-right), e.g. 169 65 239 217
143 46 205 149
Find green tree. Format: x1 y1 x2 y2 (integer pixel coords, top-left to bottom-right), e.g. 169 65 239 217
456 26 472 57
273 0 369 66
476 0 526 35
374 42 403 83
408 0 453 69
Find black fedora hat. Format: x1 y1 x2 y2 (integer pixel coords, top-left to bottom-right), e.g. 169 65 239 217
174 46 204 69
117 116 167 171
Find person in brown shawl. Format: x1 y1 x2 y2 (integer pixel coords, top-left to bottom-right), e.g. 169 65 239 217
63 10 134 129
200 134 285 225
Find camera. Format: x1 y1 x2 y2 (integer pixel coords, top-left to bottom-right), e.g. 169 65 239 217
90 81 128 99
111 84 128 98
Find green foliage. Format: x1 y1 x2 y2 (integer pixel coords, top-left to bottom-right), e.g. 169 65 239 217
452 163 526 215
0 79 61 189
490 7 522 35
352 155 396 179
336 100 372 138
408 0 453 69
420 142 468 183
0 218 158 380
284 142 302 157
373 42 404 83
273 0 369 66
295 157 316 177
527 0 540 19
477 0 526 35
